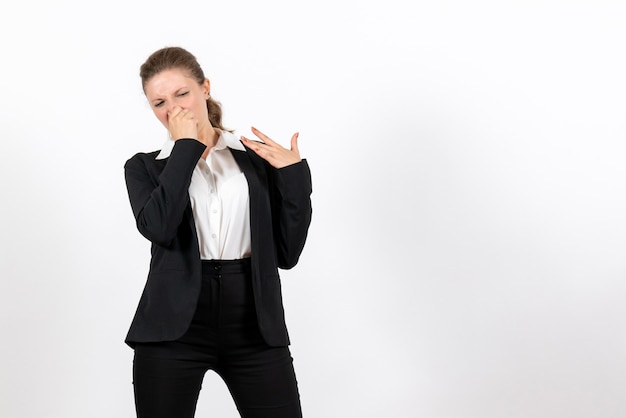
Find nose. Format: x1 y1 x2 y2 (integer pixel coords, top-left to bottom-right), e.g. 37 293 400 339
165 104 179 122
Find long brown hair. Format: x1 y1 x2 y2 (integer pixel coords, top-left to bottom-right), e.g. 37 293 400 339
140 46 230 132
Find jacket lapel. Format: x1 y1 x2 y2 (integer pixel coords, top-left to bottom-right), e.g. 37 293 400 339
229 146 261 225
229 147 265 279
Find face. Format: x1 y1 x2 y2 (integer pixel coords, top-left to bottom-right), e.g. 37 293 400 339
144 68 211 132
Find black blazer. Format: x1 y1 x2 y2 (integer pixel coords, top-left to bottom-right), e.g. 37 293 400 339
123 138 312 348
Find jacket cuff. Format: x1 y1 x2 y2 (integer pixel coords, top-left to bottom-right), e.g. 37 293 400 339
276 159 312 196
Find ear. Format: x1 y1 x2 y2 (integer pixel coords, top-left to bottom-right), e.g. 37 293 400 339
203 78 211 98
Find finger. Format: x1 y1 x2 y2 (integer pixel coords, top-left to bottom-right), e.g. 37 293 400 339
182 109 194 120
241 136 265 156
168 106 183 120
242 138 268 157
290 132 299 152
250 126 275 145
241 134 266 147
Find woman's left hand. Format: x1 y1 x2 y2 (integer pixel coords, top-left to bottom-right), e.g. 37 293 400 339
241 127 301 169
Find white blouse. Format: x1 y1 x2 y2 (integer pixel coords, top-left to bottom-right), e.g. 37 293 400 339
156 130 252 260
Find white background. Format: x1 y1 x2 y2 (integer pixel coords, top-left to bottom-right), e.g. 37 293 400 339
1 1 626 417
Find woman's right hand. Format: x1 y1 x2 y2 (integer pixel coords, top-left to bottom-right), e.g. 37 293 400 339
168 106 198 141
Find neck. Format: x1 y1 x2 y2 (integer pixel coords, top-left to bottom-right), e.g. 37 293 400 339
197 124 219 159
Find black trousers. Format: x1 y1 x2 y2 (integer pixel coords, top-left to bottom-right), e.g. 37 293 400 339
133 259 302 418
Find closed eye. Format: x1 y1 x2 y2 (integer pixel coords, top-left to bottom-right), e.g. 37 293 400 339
177 91 189 97
154 100 165 108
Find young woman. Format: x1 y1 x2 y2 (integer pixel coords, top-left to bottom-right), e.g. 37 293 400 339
124 46 312 418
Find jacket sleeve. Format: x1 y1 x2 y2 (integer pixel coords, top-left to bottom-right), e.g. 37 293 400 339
268 159 313 269
124 139 206 247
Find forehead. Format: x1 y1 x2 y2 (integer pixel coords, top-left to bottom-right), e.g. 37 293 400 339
144 68 198 98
